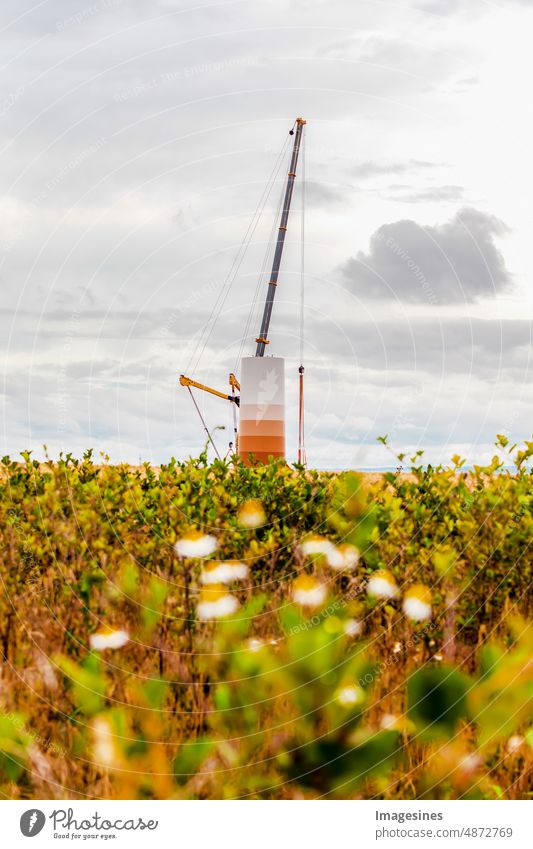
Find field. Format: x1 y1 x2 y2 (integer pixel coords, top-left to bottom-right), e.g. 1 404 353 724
0 437 531 800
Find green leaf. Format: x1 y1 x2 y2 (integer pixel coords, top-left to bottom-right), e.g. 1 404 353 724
432 545 458 579
173 738 214 785
408 665 471 738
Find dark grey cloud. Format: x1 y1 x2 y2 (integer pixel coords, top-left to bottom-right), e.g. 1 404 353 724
340 207 512 303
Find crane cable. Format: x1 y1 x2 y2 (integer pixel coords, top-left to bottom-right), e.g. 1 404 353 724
236 172 287 368
186 386 222 460
185 129 294 376
298 126 307 466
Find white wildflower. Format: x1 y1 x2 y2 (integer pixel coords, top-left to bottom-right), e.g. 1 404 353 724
507 735 524 754
344 618 363 637
175 531 218 558
92 717 118 768
246 638 265 652
402 584 432 622
338 544 360 571
336 685 365 707
300 536 343 569
201 560 249 584
292 575 327 608
238 500 266 529
366 570 398 599
197 585 239 620
90 629 129 651
380 713 399 730
458 753 482 775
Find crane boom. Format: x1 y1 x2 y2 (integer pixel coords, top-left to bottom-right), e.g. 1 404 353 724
255 117 306 357
179 374 240 405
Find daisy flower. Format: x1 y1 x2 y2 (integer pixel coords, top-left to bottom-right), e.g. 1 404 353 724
507 735 524 754
246 638 265 652
402 584 432 622
380 713 399 730
292 574 327 608
197 584 239 620
344 618 363 637
92 717 118 768
200 560 249 584
300 536 343 569
336 684 365 707
337 543 360 571
458 753 482 775
366 569 398 599
238 499 266 528
175 530 217 559
89 628 129 651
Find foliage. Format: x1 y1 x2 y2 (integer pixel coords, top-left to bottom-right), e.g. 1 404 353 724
0 439 531 798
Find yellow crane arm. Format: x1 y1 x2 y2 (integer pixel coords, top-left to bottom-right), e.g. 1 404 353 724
229 373 240 392
179 374 240 405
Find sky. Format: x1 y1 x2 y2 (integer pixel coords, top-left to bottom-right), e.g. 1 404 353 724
1 0 532 468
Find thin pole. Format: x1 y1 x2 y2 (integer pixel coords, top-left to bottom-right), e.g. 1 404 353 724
300 126 305 365
231 384 238 454
298 128 306 466
298 365 306 466
255 118 306 357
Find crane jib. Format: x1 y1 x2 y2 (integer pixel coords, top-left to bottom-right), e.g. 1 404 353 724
255 118 306 357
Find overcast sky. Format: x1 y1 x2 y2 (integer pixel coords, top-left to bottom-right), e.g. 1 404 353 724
1 0 532 468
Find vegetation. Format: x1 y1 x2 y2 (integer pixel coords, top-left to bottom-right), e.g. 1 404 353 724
0 436 531 799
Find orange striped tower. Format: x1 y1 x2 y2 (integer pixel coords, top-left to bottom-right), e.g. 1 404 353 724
238 356 285 464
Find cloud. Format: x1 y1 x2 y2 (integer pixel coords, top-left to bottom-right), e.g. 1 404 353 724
340 207 512 303
389 185 464 204
417 0 531 14
352 160 442 179
303 181 349 206
2 307 532 465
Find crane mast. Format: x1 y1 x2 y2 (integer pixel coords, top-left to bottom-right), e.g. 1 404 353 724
255 117 306 357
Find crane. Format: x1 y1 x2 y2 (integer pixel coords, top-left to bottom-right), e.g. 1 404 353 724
178 373 240 405
255 117 305 356
179 117 306 461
